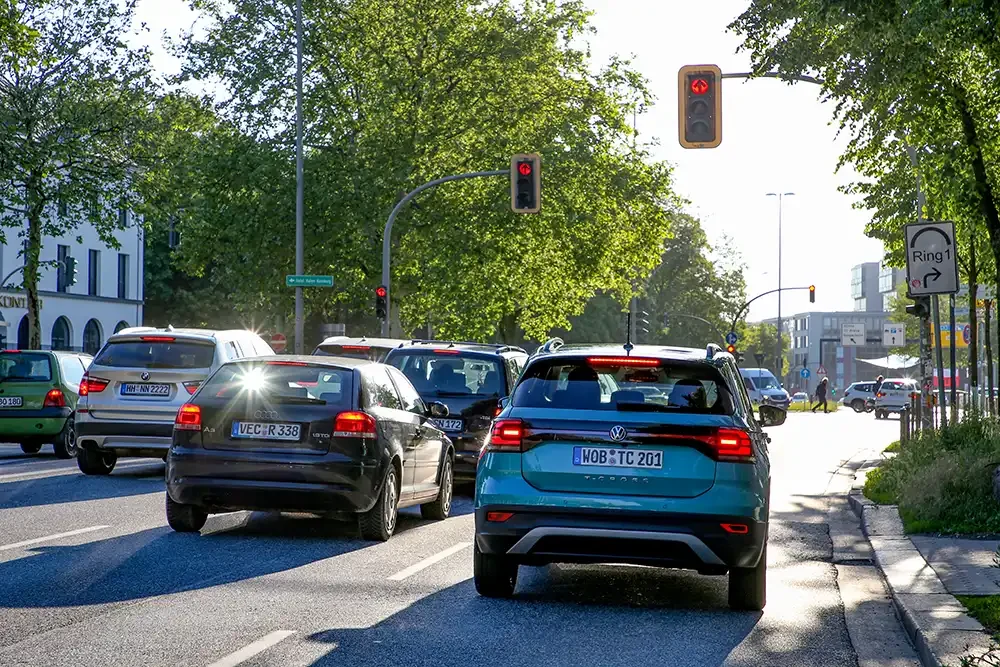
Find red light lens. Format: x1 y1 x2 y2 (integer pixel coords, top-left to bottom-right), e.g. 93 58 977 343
340 345 371 351
518 162 533 176
376 286 387 298
334 411 377 436
43 388 66 408
721 523 749 535
487 512 514 522
141 336 176 342
714 428 753 462
587 357 660 368
266 360 308 366
183 381 200 395
489 419 523 451
690 78 709 95
174 403 202 431
433 349 460 354
79 374 109 397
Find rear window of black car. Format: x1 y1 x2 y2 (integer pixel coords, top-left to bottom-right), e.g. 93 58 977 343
202 362 355 410
511 357 734 414
387 351 505 398
94 340 216 369
0 353 52 381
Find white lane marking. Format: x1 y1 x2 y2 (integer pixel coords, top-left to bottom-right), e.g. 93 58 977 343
0 460 160 483
205 630 297 667
388 542 471 581
0 525 110 552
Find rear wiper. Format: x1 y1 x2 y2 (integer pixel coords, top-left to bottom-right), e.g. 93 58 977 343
269 395 327 405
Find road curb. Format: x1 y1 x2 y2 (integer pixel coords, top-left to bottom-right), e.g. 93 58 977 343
849 482 994 667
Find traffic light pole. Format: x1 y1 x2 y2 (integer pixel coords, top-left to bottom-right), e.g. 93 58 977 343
664 312 726 345
380 169 509 337
730 285 816 334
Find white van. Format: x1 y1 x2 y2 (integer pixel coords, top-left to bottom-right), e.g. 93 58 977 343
739 368 790 408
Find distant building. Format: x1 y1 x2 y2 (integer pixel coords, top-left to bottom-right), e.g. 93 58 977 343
851 261 883 312
878 261 906 310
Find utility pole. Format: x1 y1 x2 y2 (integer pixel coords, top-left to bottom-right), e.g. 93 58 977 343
949 294 957 420
766 192 794 379
293 0 305 353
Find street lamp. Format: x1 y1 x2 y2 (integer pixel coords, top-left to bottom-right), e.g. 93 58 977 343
766 192 795 378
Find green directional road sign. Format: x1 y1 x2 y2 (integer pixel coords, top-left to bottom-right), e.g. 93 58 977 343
286 275 334 288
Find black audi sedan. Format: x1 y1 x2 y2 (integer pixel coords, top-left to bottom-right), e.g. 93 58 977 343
165 356 455 541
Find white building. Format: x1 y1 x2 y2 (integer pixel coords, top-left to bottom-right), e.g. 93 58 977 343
1 207 144 353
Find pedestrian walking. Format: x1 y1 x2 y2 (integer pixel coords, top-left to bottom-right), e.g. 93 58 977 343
812 377 830 413
873 374 885 398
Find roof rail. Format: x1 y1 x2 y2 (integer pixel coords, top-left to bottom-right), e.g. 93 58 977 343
407 339 527 354
534 337 565 356
706 343 723 359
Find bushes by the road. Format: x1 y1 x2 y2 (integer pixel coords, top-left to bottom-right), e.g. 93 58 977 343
863 414 1000 534
787 401 840 412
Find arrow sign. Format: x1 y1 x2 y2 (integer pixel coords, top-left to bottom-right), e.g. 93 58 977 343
725 331 738 346
905 222 958 295
841 322 865 347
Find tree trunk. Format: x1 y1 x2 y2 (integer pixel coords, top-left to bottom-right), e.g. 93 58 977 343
25 179 43 350
969 232 979 398
987 300 995 414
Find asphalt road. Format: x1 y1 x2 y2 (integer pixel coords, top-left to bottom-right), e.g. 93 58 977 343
0 411 914 667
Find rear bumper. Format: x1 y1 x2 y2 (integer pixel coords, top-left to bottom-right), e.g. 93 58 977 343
475 505 765 571
451 433 486 480
166 447 383 514
76 416 173 455
0 408 71 438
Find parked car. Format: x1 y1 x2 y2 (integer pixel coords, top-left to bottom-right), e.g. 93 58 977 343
165 356 455 540
385 340 528 481
312 336 408 362
75 327 274 475
739 368 790 408
841 381 876 412
474 343 784 610
874 379 920 419
790 391 809 406
0 350 92 458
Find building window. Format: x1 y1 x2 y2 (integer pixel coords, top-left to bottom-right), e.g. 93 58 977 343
17 315 28 350
114 320 129 333
117 253 129 299
51 316 72 351
83 319 102 355
88 249 100 296
119 206 128 226
58 198 67 217
56 245 69 292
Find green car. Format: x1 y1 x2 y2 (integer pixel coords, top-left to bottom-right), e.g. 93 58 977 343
0 350 91 458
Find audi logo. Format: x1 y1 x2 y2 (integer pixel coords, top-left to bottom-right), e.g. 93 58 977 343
254 410 279 420
609 425 628 441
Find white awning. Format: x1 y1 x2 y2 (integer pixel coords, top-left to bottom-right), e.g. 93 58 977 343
856 355 920 370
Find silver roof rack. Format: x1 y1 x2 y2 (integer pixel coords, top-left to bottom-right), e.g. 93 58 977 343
706 343 722 359
534 337 565 356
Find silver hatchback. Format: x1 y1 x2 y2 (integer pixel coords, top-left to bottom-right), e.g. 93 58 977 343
75 327 273 475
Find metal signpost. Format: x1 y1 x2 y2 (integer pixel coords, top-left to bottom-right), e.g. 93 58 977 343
883 323 906 347
841 323 865 347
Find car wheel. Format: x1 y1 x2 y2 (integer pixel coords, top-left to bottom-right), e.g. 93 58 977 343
474 541 518 598
52 415 77 459
851 399 865 413
165 493 207 533
19 442 42 454
729 543 766 611
421 455 454 521
77 446 117 475
360 465 399 541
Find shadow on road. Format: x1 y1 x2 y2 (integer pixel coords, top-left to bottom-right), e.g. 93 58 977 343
0 461 166 509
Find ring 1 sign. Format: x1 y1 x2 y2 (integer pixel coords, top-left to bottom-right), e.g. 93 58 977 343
905 222 959 295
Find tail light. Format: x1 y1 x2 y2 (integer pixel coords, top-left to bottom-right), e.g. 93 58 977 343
487 512 514 522
334 411 377 437
183 381 200 395
79 374 109 397
587 356 660 368
174 403 202 431
712 428 753 463
721 523 749 534
43 388 66 408
877 392 885 398
487 419 523 452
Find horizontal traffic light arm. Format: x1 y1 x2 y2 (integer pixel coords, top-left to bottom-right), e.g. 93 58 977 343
730 285 818 333
662 312 727 345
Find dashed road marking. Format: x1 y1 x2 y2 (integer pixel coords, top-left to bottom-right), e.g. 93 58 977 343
388 541 471 581
0 525 110 552
205 630 297 667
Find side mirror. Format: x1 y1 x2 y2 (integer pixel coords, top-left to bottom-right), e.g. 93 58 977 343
759 405 787 427
427 402 449 418
498 396 510 410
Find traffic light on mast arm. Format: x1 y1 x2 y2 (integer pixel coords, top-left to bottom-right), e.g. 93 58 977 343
65 256 78 287
905 296 930 319
511 153 541 213
678 64 722 149
809 285 816 303
375 285 387 320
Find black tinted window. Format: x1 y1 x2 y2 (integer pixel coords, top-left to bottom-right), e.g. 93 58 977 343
387 352 505 398
511 357 733 414
387 367 425 414
95 340 216 369
364 367 402 409
202 362 354 410
0 353 52 381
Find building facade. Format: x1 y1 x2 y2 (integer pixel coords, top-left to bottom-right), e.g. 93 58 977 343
878 261 906 310
0 209 144 354
851 261 883 312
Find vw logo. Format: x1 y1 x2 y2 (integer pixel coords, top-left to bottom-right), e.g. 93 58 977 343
140 372 150 381
609 425 628 442
254 410 279 420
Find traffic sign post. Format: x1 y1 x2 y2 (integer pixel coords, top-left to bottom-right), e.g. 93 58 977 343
905 222 959 296
725 331 738 346
841 323 865 346
800 368 810 379
286 275 334 288
883 323 906 347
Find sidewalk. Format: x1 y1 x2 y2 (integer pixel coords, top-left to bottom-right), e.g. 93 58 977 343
910 537 1000 596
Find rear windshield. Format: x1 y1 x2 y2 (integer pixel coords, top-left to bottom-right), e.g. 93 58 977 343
0 353 52 382
743 372 780 390
201 362 355 411
314 344 385 361
387 352 505 398
511 358 734 414
94 340 216 369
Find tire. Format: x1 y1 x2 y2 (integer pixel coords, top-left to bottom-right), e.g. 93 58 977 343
52 415 77 459
729 543 767 611
421 455 454 521
851 399 865 413
19 442 42 454
360 465 399 541
474 541 518 598
77 446 117 475
165 493 207 533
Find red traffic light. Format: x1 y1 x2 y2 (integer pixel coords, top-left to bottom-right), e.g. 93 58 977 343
376 286 387 298
518 162 533 176
690 78 709 95
726 344 736 354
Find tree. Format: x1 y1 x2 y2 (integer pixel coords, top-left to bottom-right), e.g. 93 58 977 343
0 0 155 347
174 0 679 344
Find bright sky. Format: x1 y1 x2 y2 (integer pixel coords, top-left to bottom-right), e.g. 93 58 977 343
134 0 886 321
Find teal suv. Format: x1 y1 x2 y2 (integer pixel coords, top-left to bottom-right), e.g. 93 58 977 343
473 342 786 610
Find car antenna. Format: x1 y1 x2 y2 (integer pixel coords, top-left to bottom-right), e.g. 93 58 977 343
624 311 633 356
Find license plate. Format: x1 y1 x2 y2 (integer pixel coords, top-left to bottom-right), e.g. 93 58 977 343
0 396 23 408
231 421 301 441
573 446 663 469
431 418 463 432
120 383 170 397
